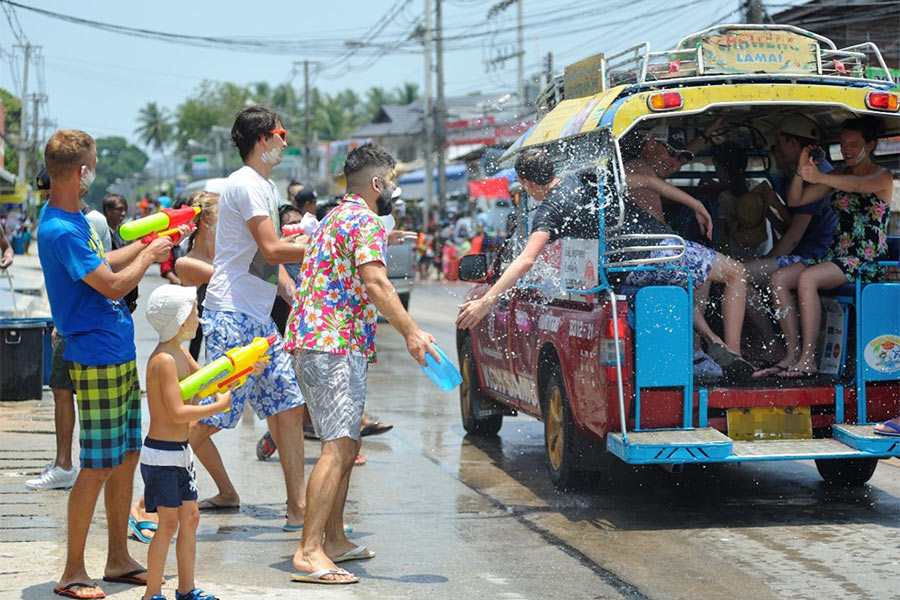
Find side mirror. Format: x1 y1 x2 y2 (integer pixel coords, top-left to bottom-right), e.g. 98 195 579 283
459 254 488 282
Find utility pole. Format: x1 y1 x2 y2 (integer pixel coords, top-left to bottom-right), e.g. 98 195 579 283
744 0 765 23
30 94 40 177
545 51 553 85
435 0 447 212
14 43 32 184
423 0 435 226
517 0 525 108
304 60 312 183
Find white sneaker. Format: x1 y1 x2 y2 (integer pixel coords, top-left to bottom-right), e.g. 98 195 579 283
40 461 54 475
694 350 723 378
26 465 77 490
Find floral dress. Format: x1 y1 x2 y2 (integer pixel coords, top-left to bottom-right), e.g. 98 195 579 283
806 188 889 283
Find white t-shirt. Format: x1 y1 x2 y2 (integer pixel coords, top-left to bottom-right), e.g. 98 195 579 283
204 165 280 323
84 208 112 253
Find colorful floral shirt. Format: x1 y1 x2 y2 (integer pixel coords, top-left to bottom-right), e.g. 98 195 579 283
283 194 387 362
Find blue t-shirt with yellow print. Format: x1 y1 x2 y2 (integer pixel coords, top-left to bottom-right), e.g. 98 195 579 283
38 204 135 365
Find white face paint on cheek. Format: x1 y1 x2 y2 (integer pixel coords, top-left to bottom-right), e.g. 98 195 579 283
261 146 283 165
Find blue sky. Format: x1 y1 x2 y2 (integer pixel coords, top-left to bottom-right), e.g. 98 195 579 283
0 0 803 149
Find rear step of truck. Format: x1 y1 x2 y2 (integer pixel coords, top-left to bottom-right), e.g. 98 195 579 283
607 425 900 465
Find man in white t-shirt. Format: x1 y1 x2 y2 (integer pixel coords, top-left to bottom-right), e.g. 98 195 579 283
189 105 309 530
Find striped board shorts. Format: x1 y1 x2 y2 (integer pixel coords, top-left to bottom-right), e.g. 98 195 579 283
140 438 198 512
68 360 141 469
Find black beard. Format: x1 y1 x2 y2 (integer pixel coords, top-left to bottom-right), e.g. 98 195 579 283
376 193 393 216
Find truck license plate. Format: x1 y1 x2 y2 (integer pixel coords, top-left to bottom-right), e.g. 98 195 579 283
726 406 812 441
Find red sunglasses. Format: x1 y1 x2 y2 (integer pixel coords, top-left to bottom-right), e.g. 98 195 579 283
269 129 287 141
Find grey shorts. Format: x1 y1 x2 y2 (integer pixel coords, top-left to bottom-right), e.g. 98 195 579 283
50 337 75 391
292 350 367 442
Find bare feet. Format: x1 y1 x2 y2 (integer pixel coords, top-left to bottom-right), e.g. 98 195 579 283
874 417 900 436
292 549 356 582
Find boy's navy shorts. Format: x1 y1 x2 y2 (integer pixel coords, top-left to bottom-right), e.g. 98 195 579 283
139 438 198 512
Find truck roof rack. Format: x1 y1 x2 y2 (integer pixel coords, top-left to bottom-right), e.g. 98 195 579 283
537 23 895 115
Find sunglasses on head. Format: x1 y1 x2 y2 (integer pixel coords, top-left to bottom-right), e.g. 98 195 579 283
269 129 287 141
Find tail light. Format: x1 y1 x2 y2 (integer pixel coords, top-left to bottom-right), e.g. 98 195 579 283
647 91 683 112
601 314 629 369
865 91 899 112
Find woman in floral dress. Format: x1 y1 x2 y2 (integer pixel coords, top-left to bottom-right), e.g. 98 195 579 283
761 117 892 378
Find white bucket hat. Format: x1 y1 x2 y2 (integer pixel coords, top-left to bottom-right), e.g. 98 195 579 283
146 285 197 342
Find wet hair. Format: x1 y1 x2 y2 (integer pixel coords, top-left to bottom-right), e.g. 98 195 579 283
102 193 127 215
231 105 280 161
44 129 95 180
710 141 748 196
279 203 301 227
840 116 880 148
514 148 555 185
344 143 395 186
186 191 219 252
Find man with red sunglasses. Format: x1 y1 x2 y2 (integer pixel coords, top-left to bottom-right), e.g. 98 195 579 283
189 105 309 532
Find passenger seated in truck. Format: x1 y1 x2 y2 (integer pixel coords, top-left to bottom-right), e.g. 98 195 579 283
708 141 779 261
742 116 838 365
621 125 755 380
455 148 598 330
755 116 892 379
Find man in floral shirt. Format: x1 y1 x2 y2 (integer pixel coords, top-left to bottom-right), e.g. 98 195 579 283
284 143 437 585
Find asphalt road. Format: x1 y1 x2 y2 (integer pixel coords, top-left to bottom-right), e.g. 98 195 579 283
1 275 898 600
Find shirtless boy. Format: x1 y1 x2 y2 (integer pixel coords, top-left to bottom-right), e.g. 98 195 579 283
141 285 262 600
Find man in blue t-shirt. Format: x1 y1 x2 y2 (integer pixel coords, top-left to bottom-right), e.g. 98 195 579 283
744 115 837 364
38 129 172 599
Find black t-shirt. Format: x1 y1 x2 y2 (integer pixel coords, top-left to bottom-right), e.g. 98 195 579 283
530 174 600 243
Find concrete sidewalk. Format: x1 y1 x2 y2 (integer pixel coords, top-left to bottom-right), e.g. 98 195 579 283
0 249 51 319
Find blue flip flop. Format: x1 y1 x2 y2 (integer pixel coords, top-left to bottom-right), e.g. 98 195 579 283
128 515 157 543
874 420 900 437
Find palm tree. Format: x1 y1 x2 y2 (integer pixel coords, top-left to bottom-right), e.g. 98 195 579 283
394 82 420 105
135 102 173 154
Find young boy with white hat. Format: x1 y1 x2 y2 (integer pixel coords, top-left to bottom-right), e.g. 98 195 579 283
141 285 260 600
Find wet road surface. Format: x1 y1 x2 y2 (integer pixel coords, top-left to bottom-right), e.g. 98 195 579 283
1 277 898 599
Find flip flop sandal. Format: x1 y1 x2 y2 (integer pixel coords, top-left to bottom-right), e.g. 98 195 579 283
197 499 240 512
102 568 159 586
53 582 105 599
874 420 900 437
303 426 319 441
360 421 393 437
707 344 755 382
128 516 156 543
777 368 817 379
332 545 375 563
290 568 359 585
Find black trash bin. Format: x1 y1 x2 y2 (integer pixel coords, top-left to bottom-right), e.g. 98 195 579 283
1 318 51 401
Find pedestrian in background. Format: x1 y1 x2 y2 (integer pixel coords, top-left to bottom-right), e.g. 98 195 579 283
284 143 438 585
38 129 172 599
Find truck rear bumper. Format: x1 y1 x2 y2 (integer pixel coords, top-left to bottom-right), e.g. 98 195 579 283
606 425 900 465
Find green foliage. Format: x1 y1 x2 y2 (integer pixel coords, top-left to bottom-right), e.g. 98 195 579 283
85 136 149 207
138 80 421 170
0 87 23 174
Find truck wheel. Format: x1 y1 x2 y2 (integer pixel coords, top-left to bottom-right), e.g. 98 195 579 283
814 458 879 486
543 364 584 490
459 338 503 436
399 292 410 311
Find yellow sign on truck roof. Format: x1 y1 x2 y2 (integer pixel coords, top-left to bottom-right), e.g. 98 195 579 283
501 86 625 162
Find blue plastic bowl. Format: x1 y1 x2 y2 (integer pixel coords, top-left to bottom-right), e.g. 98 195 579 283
421 343 463 391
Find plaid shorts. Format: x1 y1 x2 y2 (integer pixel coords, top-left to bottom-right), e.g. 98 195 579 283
68 360 141 469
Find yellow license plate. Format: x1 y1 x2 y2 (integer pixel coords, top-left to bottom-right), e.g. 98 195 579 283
726 406 812 441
